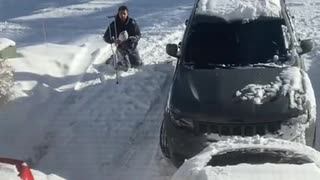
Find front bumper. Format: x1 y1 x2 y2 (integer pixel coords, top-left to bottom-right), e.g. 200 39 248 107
165 114 309 165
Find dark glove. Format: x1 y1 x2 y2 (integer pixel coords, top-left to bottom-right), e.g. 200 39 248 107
128 36 138 43
115 39 122 45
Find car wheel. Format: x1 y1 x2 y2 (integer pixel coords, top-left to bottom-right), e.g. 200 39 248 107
160 120 171 158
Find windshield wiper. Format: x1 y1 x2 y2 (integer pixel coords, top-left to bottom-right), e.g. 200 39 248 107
248 64 280 68
183 62 195 69
207 63 237 69
184 62 236 69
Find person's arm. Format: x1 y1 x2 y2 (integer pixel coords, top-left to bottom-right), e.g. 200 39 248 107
103 22 115 44
128 19 141 43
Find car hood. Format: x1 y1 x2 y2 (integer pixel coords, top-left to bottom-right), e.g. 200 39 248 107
170 66 306 122
172 137 320 180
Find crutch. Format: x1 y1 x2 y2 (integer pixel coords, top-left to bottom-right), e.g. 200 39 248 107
108 15 120 84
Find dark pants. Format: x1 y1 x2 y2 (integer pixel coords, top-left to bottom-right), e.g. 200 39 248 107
118 46 143 67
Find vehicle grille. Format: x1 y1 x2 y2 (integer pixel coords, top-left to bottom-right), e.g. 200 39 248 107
197 121 282 136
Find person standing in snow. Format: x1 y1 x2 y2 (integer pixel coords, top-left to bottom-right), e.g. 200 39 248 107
103 5 143 69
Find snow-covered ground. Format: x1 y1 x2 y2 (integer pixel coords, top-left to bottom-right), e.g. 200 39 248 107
0 0 192 179
0 0 319 180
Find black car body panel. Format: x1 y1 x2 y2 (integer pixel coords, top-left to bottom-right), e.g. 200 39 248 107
160 0 316 167
170 66 302 120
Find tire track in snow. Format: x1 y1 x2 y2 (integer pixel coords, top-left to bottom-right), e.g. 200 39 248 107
25 49 92 167
10 42 100 166
89 15 185 178
105 70 176 180
25 41 111 167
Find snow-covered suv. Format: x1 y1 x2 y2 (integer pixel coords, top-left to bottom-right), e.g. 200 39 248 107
160 0 317 167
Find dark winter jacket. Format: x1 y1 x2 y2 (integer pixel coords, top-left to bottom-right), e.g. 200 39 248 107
103 15 141 50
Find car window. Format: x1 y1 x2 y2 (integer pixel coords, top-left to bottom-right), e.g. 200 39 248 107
207 148 313 166
184 18 287 66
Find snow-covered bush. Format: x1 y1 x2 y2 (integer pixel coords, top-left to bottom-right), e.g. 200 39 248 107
0 58 14 105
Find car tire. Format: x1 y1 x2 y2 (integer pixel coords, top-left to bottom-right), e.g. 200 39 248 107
160 120 171 158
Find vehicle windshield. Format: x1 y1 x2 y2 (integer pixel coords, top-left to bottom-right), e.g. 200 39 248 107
184 18 287 66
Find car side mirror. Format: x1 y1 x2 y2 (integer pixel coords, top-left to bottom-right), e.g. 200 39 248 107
166 44 179 58
185 19 189 26
299 39 314 55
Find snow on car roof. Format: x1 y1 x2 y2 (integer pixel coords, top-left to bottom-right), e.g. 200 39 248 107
196 0 282 21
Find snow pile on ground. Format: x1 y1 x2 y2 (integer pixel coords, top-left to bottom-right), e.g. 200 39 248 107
236 67 316 122
0 38 15 51
172 137 320 180
10 42 95 99
196 0 282 21
0 59 14 105
12 0 127 20
0 38 15 105
0 22 29 32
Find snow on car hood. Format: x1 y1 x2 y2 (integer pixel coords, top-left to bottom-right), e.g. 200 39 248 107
171 66 313 122
235 67 316 123
172 137 320 180
196 0 282 21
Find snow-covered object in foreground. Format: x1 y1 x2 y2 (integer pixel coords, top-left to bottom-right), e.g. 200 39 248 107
236 67 316 123
172 137 320 180
0 163 20 180
31 170 66 180
196 0 282 21
0 38 16 51
0 157 65 180
0 163 65 180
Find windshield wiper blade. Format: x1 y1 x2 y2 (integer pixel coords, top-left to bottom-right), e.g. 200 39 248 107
184 62 236 69
183 62 195 69
248 64 280 68
207 63 236 69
